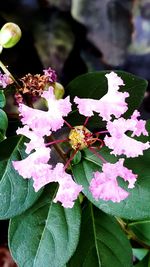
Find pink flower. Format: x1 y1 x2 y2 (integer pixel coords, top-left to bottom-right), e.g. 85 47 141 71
43 67 57 82
18 86 71 136
105 111 150 157
32 164 53 192
17 125 45 153
89 159 137 202
53 163 83 208
13 146 51 179
74 71 129 121
0 71 11 88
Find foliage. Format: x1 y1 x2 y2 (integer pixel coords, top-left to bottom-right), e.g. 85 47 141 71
0 61 150 267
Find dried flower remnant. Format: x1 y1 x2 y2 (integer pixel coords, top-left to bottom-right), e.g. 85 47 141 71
14 67 58 105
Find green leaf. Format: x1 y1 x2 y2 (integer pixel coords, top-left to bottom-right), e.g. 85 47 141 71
66 71 147 127
0 135 42 219
129 220 150 246
0 109 8 140
0 90 6 108
72 147 150 220
68 204 132 267
9 184 81 267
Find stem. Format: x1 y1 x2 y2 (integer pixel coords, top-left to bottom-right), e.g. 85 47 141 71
64 149 79 170
116 217 150 249
64 119 73 129
94 130 109 135
0 60 20 88
46 138 68 146
89 147 107 163
84 116 90 126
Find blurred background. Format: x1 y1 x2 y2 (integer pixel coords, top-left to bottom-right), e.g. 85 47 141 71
0 0 150 266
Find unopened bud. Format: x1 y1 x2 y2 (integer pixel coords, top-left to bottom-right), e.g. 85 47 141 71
0 22 21 48
54 82 65 99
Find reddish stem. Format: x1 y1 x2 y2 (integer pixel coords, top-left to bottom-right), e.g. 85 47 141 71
89 147 107 163
94 130 109 135
46 138 68 146
64 120 73 129
84 116 90 126
64 149 79 170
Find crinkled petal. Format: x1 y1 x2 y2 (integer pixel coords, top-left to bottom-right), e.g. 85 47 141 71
19 87 72 135
32 164 53 192
12 147 51 179
53 163 83 208
17 125 45 153
89 171 129 202
74 97 98 117
105 134 150 158
89 159 137 202
131 110 148 136
105 114 150 157
105 71 125 91
74 71 129 121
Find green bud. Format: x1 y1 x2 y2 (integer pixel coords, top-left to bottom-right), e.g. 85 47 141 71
0 22 21 48
54 82 65 99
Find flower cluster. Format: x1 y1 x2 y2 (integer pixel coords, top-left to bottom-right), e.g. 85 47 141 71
12 70 150 208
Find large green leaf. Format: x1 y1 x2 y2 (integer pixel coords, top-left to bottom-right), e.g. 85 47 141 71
66 71 147 127
72 146 150 220
0 90 6 108
9 184 81 267
129 220 150 246
0 109 8 141
68 204 132 267
0 136 42 219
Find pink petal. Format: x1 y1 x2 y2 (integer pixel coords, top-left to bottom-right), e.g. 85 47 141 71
105 114 150 157
12 147 51 179
17 125 45 153
53 163 83 208
90 172 129 203
74 71 129 121
89 159 137 202
19 87 72 136
32 164 53 192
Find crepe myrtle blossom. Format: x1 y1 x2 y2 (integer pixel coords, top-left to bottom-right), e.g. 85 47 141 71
89 159 137 202
105 110 150 157
74 71 129 121
18 86 71 136
12 71 150 207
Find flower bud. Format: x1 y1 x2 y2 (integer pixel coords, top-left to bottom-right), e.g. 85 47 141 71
53 82 65 99
0 22 21 48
